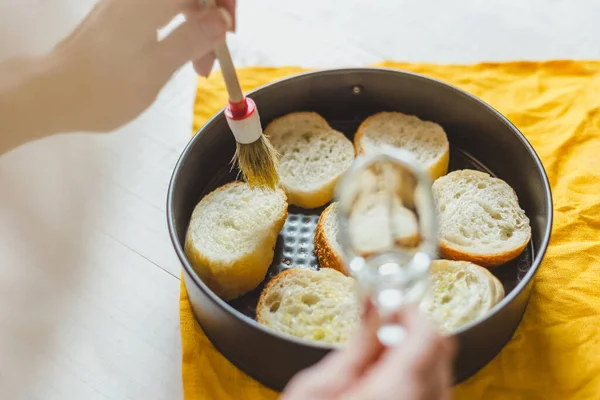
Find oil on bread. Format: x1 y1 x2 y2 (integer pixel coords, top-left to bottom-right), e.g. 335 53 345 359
256 267 360 344
420 260 505 334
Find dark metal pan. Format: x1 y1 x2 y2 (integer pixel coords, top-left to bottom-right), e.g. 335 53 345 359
167 68 553 392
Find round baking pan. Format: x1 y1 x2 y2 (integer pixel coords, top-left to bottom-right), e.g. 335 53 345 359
167 68 553 392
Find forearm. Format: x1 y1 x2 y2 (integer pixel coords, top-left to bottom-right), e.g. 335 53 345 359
0 53 77 155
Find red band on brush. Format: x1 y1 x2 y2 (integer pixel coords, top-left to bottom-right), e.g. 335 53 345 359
225 97 256 121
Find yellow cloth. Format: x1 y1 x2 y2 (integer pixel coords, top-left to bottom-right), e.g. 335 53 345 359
181 61 600 399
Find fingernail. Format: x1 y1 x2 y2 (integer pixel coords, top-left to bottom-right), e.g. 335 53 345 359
216 8 233 32
201 9 231 40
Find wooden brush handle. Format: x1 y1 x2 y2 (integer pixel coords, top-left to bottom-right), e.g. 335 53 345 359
202 0 244 103
214 43 244 103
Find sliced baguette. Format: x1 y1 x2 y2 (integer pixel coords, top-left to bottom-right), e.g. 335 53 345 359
265 112 354 209
314 201 419 275
256 267 360 344
419 260 505 334
184 181 288 300
432 169 531 267
354 112 450 180
256 261 505 342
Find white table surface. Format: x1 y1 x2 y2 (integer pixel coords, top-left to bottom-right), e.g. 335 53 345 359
0 0 598 399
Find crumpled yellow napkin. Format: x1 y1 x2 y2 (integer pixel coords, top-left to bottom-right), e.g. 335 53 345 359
182 61 600 399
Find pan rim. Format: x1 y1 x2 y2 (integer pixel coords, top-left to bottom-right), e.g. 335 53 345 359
166 66 553 349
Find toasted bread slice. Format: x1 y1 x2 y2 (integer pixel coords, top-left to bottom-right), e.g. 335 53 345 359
256 267 360 344
432 169 531 267
184 182 288 300
314 201 419 274
265 112 354 209
354 112 450 180
420 260 505 334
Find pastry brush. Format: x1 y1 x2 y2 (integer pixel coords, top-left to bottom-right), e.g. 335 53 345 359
204 2 279 189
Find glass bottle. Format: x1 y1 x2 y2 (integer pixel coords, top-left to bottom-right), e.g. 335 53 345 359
334 147 438 345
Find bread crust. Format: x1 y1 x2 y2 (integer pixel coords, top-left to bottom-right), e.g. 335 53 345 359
353 112 450 181
314 203 347 274
287 186 336 209
264 111 331 134
438 238 530 268
483 265 506 303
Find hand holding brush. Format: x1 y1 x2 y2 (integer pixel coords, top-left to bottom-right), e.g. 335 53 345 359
202 0 280 189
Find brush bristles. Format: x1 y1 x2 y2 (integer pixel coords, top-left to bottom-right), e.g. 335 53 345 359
233 135 280 189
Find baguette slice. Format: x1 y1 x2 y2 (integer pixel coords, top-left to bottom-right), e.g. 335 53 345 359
256 267 360 344
184 182 288 300
354 112 450 180
432 169 531 267
256 261 505 342
314 201 419 274
420 260 505 334
265 112 354 209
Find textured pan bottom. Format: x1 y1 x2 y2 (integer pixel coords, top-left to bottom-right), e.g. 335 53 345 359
202 147 534 320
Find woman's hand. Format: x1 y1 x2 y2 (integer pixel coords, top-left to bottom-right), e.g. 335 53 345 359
0 0 235 154
49 0 235 132
282 305 456 400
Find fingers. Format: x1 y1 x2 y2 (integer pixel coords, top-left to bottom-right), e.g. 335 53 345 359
217 0 236 30
392 307 456 397
192 0 236 29
437 342 456 400
347 307 455 400
193 52 217 77
153 8 230 79
282 301 384 399
319 300 384 374
284 305 456 400
154 0 236 79
415 339 455 400
385 306 453 373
